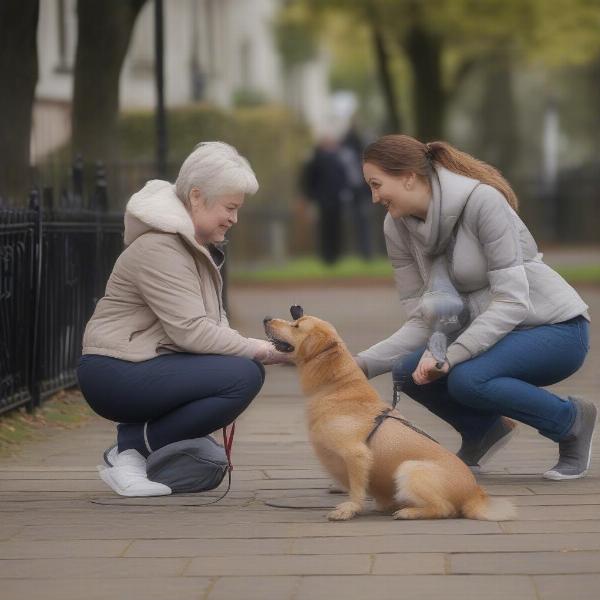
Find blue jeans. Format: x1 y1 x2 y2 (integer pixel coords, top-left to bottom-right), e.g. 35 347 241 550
392 316 590 443
77 353 265 456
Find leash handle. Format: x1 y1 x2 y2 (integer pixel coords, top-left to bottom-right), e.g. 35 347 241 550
392 372 409 409
222 422 235 471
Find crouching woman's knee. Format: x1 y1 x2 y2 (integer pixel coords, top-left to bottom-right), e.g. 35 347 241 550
231 357 265 402
446 362 484 406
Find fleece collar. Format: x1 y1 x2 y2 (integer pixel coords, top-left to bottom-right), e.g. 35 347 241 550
123 179 225 267
402 166 480 256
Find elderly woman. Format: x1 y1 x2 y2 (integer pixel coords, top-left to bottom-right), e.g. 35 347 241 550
77 142 288 497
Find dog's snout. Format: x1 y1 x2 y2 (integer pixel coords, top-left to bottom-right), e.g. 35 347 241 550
263 316 272 325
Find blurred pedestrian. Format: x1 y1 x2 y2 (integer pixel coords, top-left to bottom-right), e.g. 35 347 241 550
301 135 349 265
354 134 595 481
77 142 291 497
339 125 374 260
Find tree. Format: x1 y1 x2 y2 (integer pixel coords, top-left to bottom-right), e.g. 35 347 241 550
71 0 147 162
0 0 39 202
275 0 404 134
368 5 402 132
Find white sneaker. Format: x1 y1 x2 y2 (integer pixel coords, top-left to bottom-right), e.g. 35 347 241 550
103 444 119 467
97 449 171 497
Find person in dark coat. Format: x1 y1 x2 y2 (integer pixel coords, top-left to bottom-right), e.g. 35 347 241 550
301 136 350 264
339 126 374 260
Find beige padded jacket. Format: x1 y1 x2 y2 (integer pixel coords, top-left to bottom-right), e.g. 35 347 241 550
82 180 257 361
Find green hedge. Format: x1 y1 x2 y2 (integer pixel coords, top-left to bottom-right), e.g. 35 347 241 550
117 103 312 208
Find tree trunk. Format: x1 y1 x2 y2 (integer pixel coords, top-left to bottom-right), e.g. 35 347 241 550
479 48 518 178
0 0 39 203
402 22 445 141
72 0 147 163
370 18 402 133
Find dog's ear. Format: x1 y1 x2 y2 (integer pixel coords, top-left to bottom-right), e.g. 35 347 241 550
298 329 330 361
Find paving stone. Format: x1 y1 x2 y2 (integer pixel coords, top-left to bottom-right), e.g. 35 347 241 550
526 482 600 495
0 539 130 559
264 469 328 479
0 471 97 480
371 553 446 574
0 526 22 541
533 574 600 600
511 505 600 520
501 520 600 534
295 575 537 600
512 493 600 506
0 577 212 600
126 537 292 557
185 553 370 576
0 480 136 492
0 557 188 578
293 532 600 555
207 576 300 600
450 550 600 574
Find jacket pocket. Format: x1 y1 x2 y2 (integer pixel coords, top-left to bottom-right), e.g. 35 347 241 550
156 336 177 354
129 329 146 342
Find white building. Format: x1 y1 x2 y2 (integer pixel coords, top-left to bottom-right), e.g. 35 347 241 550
32 0 331 162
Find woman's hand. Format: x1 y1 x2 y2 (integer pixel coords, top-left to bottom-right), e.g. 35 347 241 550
249 339 294 366
412 350 450 385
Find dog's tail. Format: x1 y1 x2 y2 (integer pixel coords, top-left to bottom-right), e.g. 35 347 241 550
461 486 516 521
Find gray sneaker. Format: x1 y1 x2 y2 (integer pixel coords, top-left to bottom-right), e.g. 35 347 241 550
543 397 597 481
457 417 518 468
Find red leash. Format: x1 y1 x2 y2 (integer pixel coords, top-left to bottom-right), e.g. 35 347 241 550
222 422 235 471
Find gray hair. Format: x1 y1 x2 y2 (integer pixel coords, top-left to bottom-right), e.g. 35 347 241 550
175 141 259 207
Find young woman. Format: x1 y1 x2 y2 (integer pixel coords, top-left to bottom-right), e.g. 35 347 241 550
355 134 594 480
77 142 289 497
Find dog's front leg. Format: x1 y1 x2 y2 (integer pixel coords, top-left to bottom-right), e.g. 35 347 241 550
328 444 372 521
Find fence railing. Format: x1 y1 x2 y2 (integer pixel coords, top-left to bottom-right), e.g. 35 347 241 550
0 163 124 416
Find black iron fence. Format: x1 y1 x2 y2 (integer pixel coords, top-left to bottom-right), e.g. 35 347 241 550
0 164 124 416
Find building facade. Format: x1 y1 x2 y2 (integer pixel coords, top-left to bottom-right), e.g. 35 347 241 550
32 0 330 162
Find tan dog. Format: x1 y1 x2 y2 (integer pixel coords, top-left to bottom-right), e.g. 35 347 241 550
264 313 516 522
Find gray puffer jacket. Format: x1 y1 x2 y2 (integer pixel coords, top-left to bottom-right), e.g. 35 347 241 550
357 165 590 378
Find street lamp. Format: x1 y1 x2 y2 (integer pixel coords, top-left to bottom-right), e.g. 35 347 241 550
154 0 167 178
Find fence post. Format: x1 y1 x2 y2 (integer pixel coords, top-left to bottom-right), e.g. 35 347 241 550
27 188 43 413
92 162 108 304
72 154 84 208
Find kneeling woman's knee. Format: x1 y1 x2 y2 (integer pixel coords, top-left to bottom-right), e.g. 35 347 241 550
232 357 265 399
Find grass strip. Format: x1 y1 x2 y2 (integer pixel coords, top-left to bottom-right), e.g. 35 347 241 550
231 256 600 285
0 390 94 459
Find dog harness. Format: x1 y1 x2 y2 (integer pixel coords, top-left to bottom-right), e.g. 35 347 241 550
366 408 440 445
366 382 439 446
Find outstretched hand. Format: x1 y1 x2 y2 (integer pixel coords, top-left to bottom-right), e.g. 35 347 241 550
412 350 449 385
250 338 294 366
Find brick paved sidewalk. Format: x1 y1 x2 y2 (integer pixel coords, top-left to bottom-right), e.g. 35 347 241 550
1 281 598 600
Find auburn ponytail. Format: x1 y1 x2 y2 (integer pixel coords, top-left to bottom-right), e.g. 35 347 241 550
364 135 519 211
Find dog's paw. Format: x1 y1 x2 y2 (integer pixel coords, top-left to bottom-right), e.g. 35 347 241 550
327 501 360 521
392 507 420 520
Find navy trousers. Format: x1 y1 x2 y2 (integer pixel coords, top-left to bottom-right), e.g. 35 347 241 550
77 353 265 456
